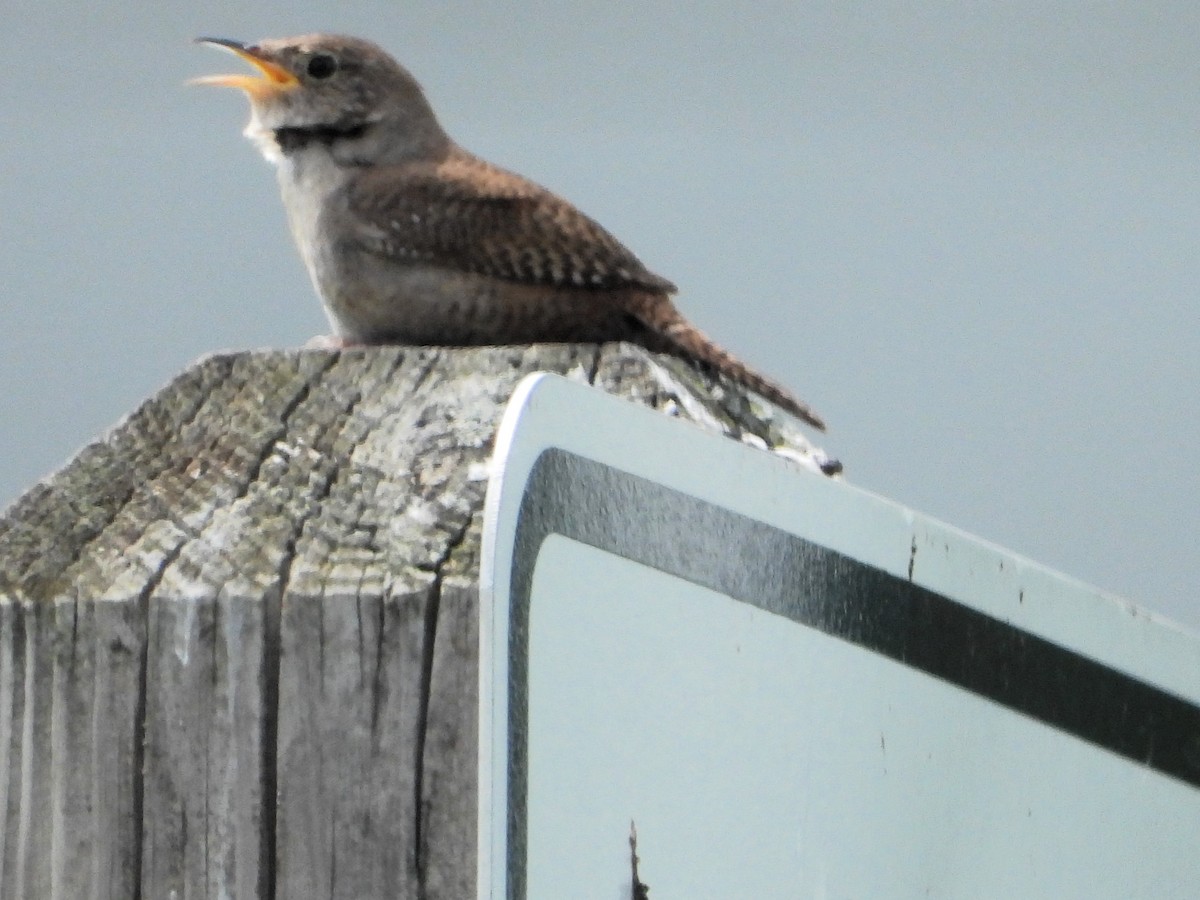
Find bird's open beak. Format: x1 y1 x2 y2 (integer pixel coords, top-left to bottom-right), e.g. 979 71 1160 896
191 37 299 97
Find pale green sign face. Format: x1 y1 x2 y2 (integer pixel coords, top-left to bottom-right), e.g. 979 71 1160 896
480 373 1200 899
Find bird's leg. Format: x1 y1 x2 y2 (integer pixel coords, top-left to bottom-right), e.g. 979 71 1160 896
304 334 356 350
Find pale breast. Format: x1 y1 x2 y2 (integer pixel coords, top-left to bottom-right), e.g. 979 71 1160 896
274 149 356 307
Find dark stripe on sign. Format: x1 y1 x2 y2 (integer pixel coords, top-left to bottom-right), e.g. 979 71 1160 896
503 448 1200 897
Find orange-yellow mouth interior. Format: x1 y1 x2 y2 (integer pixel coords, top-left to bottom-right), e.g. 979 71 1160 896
191 40 299 97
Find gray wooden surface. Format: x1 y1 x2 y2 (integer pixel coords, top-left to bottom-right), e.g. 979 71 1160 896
0 343 831 898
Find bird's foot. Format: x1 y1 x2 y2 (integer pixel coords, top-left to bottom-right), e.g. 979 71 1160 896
304 334 359 350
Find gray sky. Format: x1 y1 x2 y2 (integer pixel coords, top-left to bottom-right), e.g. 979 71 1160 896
3 3 1197 628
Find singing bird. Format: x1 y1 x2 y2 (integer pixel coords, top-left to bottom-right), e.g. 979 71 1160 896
194 34 824 429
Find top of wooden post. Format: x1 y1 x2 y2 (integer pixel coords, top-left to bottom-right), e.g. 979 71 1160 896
0 343 832 605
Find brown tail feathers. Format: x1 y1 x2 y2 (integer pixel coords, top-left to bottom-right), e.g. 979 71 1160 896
629 293 826 431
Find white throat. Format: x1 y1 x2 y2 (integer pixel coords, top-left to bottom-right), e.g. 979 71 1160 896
244 121 286 165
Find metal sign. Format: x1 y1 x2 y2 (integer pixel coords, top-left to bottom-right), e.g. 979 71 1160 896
479 373 1200 899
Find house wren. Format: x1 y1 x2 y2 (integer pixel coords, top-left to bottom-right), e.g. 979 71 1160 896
195 34 824 429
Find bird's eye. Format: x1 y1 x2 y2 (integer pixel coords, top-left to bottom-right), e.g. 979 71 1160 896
306 54 338 79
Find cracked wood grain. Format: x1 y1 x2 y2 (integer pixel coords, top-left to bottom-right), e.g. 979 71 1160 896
0 343 832 898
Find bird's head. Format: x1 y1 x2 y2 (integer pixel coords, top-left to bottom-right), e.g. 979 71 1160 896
193 34 447 163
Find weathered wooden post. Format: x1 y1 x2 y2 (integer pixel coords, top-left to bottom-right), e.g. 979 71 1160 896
0 343 827 898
